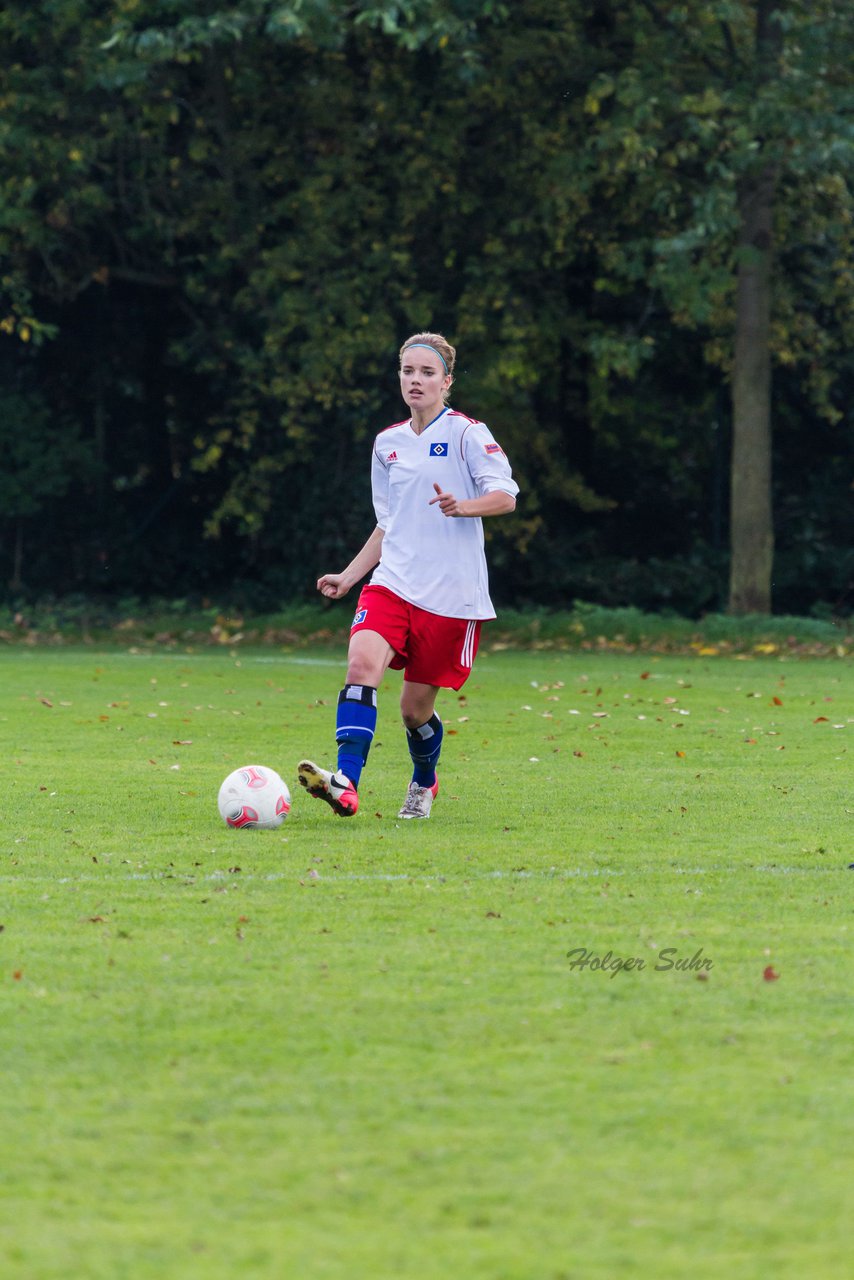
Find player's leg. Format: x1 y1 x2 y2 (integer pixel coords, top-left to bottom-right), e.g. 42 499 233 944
298 628 395 817
397 680 442 819
400 681 443 784
335 628 395 786
395 613 482 820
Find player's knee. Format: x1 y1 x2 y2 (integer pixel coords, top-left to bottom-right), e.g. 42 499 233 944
400 701 434 730
346 659 381 686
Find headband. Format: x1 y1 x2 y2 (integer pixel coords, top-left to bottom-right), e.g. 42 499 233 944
403 343 449 372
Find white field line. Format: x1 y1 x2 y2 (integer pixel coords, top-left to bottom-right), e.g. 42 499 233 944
0 865 842 887
11 651 345 666
133 653 345 667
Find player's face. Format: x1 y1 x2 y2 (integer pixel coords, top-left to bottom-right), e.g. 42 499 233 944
399 351 449 414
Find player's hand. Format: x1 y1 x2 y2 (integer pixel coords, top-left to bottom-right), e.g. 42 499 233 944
317 573 349 599
429 482 466 518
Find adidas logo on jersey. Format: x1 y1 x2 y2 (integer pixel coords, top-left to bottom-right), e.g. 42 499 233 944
387 450 398 463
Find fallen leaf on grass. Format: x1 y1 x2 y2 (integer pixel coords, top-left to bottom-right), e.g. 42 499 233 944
813 716 829 723
172 739 193 746
763 965 781 981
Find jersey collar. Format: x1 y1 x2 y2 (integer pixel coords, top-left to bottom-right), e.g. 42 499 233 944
410 406 450 434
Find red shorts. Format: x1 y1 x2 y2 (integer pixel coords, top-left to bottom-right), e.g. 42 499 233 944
350 585 482 690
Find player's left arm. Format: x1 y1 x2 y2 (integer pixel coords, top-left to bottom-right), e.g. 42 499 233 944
430 422 519 518
429 483 516 518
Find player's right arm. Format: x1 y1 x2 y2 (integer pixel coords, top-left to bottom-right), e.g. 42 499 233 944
317 525 385 599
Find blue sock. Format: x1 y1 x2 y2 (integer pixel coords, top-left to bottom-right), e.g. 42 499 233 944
335 685 377 788
406 714 443 787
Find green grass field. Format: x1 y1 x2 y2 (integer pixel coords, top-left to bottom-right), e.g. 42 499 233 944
2 645 852 1279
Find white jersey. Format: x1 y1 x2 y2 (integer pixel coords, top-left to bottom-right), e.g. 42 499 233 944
369 406 519 620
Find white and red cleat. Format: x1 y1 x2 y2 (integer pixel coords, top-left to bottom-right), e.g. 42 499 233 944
297 760 359 817
397 778 439 820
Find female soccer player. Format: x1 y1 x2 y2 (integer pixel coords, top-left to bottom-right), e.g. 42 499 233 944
298 331 518 819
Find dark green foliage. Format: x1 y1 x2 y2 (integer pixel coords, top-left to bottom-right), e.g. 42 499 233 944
0 1 851 614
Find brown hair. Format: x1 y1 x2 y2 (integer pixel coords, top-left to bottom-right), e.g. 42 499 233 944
399 332 456 380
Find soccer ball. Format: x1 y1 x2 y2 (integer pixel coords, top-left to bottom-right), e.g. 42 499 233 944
217 764 291 829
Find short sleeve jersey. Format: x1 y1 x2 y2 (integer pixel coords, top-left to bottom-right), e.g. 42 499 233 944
369 406 519 620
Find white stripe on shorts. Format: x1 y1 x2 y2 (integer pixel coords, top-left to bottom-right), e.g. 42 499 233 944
460 620 476 669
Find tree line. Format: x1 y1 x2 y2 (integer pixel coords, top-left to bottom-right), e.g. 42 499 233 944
1 1 852 617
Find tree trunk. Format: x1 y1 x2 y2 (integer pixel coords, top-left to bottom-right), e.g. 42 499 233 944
728 165 775 614
10 520 24 591
727 0 782 615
